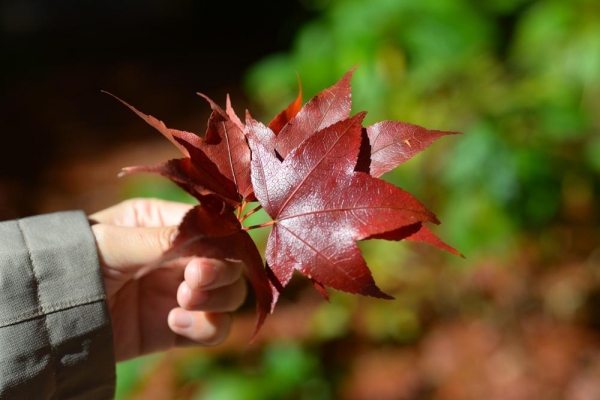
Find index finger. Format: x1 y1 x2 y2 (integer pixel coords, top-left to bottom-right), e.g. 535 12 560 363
90 198 195 227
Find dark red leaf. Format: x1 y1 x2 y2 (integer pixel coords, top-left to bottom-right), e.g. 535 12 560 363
360 120 460 177
354 119 462 256
120 158 240 209
267 74 303 135
193 94 253 200
225 94 244 131
245 111 277 155
275 67 355 159
249 111 439 306
404 223 464 257
309 279 330 302
369 222 464 257
108 90 253 206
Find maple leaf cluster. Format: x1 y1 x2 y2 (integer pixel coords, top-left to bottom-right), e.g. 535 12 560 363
110 67 461 338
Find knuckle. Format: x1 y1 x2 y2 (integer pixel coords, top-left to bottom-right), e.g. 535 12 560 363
159 226 178 252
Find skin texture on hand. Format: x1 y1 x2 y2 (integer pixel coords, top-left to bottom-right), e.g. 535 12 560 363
89 198 247 362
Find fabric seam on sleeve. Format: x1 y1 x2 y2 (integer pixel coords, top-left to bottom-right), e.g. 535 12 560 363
0 295 107 328
16 219 60 400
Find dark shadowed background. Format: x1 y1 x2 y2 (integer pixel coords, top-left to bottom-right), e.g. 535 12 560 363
0 0 314 218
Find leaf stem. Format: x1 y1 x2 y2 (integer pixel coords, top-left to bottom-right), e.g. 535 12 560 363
243 220 275 231
240 204 263 223
236 199 248 220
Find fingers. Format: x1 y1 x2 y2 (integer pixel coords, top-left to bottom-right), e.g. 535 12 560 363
168 309 232 346
177 277 247 312
184 258 244 291
178 259 247 312
168 258 247 346
90 198 194 227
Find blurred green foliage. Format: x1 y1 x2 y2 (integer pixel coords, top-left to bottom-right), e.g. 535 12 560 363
116 342 335 399
187 342 332 400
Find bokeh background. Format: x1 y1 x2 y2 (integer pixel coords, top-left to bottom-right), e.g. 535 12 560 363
2 0 600 398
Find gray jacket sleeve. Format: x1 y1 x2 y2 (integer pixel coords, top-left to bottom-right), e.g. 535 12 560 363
0 211 116 399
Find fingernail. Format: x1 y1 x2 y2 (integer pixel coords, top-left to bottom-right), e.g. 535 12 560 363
173 310 193 329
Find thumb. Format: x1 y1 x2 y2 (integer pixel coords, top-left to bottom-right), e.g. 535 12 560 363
92 223 178 273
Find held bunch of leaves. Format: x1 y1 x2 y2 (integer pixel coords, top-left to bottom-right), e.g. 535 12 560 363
108 67 462 339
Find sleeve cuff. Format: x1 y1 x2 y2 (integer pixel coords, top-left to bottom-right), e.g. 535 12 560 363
0 211 115 399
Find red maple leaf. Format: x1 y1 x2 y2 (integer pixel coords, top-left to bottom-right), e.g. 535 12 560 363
105 91 252 209
356 112 464 257
274 67 354 159
111 66 461 338
248 111 441 305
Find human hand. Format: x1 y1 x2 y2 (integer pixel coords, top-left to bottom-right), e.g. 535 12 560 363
89 198 247 362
